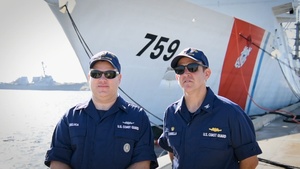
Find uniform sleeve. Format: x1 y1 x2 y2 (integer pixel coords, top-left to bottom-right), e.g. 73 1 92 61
130 109 158 169
158 128 173 153
230 106 262 161
158 110 173 153
44 113 72 167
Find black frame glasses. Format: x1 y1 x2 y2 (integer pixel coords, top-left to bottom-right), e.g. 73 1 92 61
90 69 119 79
174 63 207 75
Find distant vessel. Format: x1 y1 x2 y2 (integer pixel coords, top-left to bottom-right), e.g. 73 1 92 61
0 62 87 91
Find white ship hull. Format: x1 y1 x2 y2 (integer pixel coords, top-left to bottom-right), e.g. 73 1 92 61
45 0 300 125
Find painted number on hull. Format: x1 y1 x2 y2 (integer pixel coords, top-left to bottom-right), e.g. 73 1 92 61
136 33 180 61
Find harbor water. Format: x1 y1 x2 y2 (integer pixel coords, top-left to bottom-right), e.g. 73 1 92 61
0 89 91 168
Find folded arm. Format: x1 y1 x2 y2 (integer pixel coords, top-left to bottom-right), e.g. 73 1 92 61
239 156 259 169
50 161 71 169
127 160 150 169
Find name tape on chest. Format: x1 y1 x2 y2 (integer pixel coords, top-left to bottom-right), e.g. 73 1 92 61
117 121 139 131
203 132 227 138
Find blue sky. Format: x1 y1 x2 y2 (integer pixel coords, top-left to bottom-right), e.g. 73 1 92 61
0 0 87 83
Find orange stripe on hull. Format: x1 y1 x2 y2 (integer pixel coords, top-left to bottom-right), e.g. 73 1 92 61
218 18 265 109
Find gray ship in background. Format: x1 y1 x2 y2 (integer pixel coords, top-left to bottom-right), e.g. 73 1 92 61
0 62 88 91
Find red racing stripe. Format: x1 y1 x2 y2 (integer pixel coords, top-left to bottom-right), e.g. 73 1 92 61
218 18 265 109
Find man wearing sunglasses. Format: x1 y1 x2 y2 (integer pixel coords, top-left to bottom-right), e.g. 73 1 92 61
45 51 158 169
158 47 262 169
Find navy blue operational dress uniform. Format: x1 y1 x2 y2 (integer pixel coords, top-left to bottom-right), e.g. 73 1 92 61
45 97 157 169
158 48 262 169
45 51 158 169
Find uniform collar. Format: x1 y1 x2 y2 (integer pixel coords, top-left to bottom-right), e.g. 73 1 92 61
73 96 129 120
200 87 214 114
174 87 215 114
74 96 128 111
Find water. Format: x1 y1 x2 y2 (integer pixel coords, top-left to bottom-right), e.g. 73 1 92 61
0 90 91 169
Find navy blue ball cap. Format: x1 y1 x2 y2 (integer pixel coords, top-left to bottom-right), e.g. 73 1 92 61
89 51 121 73
171 47 209 68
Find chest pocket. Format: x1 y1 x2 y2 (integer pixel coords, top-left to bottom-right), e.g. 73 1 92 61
69 127 86 147
197 127 230 149
69 127 86 167
166 126 182 148
113 129 139 167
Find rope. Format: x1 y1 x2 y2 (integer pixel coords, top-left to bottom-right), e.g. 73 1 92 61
65 5 93 58
238 33 300 123
238 57 300 124
118 87 163 129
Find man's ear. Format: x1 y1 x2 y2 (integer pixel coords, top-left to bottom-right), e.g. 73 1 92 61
118 74 122 84
87 73 90 81
175 74 180 80
205 68 211 80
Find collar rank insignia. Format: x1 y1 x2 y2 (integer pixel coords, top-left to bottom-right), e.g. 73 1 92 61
204 104 210 109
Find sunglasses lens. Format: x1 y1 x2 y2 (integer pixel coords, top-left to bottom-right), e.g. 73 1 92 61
187 63 199 72
90 70 103 78
103 70 117 79
174 63 201 75
174 66 185 75
90 70 119 79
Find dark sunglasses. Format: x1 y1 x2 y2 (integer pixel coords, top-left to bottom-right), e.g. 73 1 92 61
90 69 119 79
174 63 207 75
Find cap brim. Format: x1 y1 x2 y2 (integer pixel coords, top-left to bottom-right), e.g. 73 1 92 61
170 55 199 68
